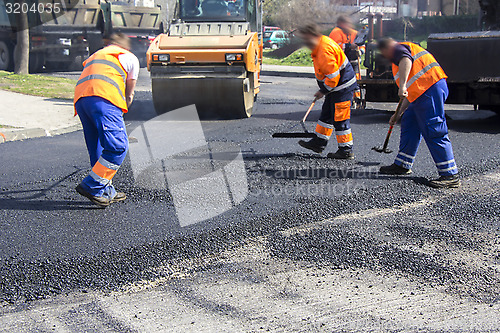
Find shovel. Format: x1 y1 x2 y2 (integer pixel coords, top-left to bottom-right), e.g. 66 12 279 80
372 98 405 154
272 98 318 138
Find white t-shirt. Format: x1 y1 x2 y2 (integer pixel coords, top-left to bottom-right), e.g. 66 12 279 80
118 53 140 81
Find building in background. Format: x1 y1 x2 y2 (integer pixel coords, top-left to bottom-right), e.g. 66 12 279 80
329 0 479 17
400 0 479 16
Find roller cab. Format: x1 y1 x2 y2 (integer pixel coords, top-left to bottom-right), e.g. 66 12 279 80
147 0 263 119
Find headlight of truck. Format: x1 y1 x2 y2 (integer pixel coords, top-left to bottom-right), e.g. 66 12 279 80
153 54 170 62
225 53 243 62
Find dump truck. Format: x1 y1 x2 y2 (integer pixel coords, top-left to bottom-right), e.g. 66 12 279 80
96 1 162 67
359 5 500 113
147 0 263 119
0 0 161 72
0 0 96 72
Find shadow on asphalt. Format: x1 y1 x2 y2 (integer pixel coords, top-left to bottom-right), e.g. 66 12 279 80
0 167 106 211
0 198 98 211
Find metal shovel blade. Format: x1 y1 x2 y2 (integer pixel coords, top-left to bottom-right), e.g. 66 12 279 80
272 98 318 139
272 132 316 138
372 146 393 154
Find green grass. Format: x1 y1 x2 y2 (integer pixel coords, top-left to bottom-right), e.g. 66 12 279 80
263 48 313 67
0 71 76 99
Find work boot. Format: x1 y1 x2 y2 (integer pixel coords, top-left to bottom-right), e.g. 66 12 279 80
327 147 354 160
111 192 127 203
76 184 110 208
427 174 460 189
379 163 412 175
298 137 327 154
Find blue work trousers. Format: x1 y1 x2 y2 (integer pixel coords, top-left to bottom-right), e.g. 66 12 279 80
76 96 129 199
394 79 458 176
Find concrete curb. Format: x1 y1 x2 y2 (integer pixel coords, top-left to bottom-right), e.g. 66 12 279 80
261 70 315 79
0 124 82 144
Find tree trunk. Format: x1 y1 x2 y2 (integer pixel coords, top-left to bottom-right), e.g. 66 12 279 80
14 12 29 75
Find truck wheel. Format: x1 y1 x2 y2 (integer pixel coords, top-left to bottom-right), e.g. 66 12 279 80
29 53 44 73
0 40 14 71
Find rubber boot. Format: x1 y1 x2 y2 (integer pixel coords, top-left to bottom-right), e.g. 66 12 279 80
427 174 460 189
111 192 127 203
298 136 327 154
379 163 412 175
327 147 354 160
76 184 111 208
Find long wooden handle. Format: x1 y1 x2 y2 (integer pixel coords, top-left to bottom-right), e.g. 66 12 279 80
382 125 394 150
301 97 318 123
394 98 406 118
381 99 405 150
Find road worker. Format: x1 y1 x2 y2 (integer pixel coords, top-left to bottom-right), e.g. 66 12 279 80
377 37 460 188
74 33 139 207
329 15 362 105
297 24 357 159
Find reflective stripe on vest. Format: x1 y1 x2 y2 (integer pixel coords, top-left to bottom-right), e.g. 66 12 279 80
84 59 127 82
392 42 447 103
313 36 357 92
74 45 129 112
77 74 126 102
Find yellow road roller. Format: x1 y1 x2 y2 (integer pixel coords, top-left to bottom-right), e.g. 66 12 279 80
147 0 263 118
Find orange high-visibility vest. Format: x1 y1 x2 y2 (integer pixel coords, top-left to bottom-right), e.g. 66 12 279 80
392 42 447 103
74 45 130 112
329 27 357 50
312 35 356 92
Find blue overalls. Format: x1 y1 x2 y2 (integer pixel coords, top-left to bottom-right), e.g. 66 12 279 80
76 96 129 200
395 79 458 176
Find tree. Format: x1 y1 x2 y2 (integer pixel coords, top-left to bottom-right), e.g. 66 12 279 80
14 11 29 74
263 0 339 31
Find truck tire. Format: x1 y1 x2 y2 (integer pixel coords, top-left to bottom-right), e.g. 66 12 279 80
29 53 44 73
0 40 14 71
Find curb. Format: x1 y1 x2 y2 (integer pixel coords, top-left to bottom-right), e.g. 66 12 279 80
0 124 82 144
261 70 315 79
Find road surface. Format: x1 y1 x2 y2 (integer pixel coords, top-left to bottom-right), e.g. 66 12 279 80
0 69 499 332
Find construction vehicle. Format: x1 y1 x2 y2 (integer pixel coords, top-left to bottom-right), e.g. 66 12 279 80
360 5 500 113
0 0 161 72
96 1 162 67
0 0 95 72
147 0 263 119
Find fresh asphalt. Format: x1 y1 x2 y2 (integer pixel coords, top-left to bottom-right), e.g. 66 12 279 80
0 69 499 313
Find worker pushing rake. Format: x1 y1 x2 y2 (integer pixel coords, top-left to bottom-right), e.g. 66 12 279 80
273 25 460 189
272 24 359 160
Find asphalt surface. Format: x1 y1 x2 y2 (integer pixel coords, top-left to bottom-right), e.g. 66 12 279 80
1 69 499 331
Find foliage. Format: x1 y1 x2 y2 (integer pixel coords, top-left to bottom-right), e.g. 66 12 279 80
263 0 338 31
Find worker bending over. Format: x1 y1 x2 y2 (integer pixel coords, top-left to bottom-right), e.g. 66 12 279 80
329 15 363 104
74 33 139 207
378 37 460 188
297 24 358 159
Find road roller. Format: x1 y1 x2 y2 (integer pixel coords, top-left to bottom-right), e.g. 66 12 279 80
147 0 263 119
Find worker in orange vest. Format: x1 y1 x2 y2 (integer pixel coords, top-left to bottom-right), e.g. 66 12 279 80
74 33 139 207
378 37 460 188
297 24 358 159
329 15 362 105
